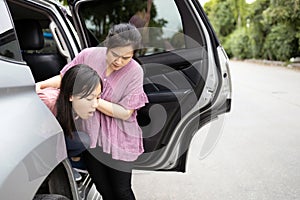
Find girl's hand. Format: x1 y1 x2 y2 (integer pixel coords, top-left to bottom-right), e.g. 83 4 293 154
35 82 43 93
35 74 62 93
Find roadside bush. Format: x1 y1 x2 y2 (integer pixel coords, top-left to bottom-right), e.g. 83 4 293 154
226 27 252 59
223 37 233 58
296 29 300 53
247 21 268 59
262 23 298 61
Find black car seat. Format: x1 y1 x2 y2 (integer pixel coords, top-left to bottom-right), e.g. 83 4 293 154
14 19 67 82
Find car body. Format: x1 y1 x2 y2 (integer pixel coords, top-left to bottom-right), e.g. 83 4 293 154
0 0 232 199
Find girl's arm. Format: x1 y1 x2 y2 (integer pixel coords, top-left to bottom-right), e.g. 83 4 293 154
97 98 134 121
36 74 62 92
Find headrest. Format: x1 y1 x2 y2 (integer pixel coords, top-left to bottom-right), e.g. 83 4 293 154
15 19 44 50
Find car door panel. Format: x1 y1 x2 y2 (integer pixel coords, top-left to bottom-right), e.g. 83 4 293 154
136 47 207 153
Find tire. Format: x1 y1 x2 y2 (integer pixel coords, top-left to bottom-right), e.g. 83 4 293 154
33 194 70 200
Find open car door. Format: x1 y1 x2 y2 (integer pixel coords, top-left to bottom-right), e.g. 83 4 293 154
67 0 232 172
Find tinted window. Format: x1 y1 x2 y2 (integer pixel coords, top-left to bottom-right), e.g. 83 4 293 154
78 0 185 55
0 1 22 61
40 30 58 54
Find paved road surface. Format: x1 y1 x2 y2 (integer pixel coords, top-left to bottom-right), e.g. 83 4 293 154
132 60 300 200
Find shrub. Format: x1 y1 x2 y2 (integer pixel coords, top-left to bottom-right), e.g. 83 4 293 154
262 23 298 61
226 27 252 59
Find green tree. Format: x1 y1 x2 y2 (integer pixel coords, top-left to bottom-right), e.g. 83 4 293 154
205 0 300 61
225 27 251 59
262 23 298 60
261 0 300 60
205 0 236 43
228 0 247 27
247 0 270 58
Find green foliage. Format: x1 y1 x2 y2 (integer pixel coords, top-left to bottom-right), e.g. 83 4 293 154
247 0 270 58
226 27 251 59
204 0 300 61
247 25 265 59
262 0 300 25
262 23 298 61
206 0 236 42
297 30 300 52
260 0 300 60
227 0 247 27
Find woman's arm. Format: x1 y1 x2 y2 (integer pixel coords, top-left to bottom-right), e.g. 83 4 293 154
36 74 62 92
97 98 134 121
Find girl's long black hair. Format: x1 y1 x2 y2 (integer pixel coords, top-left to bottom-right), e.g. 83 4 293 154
56 64 101 138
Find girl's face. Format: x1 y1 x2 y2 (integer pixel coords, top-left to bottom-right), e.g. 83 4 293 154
70 83 101 119
106 45 134 72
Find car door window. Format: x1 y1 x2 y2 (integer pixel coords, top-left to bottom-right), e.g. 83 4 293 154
76 0 187 54
0 1 22 61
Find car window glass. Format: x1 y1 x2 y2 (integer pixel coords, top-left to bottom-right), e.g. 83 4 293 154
0 1 22 61
40 29 58 54
78 0 185 55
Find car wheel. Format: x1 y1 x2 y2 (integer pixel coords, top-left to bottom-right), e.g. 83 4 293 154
33 194 69 200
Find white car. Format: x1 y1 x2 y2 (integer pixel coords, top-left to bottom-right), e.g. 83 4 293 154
0 0 232 199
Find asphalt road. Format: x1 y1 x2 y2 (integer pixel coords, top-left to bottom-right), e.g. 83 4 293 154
132 60 300 200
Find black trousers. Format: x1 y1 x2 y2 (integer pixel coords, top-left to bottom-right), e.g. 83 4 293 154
83 147 136 200
65 131 90 157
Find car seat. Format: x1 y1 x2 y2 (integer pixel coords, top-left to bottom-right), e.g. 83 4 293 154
14 19 67 82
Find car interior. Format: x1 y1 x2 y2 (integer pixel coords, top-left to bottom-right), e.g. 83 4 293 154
14 19 67 82
7 1 68 82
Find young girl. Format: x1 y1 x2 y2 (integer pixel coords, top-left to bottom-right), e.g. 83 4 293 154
38 64 102 181
37 23 148 200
